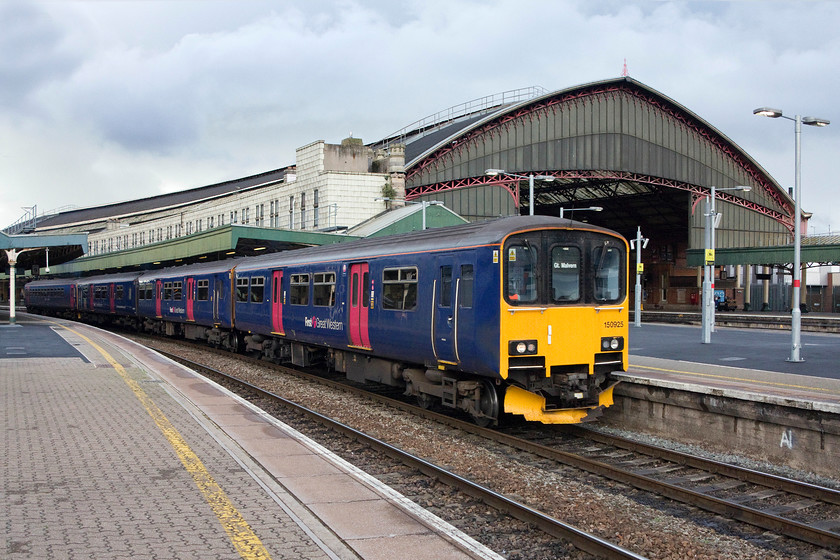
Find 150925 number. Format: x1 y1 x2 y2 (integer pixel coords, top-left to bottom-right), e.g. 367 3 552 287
604 321 624 328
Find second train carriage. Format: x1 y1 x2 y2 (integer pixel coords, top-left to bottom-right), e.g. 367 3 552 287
136 259 238 345
74 272 142 326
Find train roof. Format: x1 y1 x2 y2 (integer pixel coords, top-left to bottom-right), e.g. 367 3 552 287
137 257 246 282
24 277 77 288
234 215 624 272
75 271 144 285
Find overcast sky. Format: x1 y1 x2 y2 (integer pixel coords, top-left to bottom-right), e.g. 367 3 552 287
2 0 838 235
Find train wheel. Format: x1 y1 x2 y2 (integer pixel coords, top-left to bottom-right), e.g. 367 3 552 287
472 379 499 427
229 331 244 353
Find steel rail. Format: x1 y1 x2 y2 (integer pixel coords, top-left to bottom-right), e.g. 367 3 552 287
159 350 646 560
574 426 840 506
154 341 840 551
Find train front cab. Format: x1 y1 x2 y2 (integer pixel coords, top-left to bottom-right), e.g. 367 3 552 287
500 227 628 424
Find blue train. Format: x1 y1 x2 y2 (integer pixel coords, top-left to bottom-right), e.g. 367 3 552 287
25 216 629 425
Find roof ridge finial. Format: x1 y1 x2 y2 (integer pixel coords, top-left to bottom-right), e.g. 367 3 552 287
621 58 629 77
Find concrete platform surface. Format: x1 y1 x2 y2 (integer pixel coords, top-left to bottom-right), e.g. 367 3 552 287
2 312 501 560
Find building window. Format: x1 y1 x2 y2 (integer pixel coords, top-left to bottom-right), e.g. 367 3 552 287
208 216 214 229
289 195 295 229
243 207 250 225
300 192 306 229
313 189 319 229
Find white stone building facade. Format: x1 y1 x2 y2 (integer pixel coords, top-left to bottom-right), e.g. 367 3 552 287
81 138 405 256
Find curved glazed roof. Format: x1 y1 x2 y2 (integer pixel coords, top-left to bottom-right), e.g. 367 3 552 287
398 77 794 246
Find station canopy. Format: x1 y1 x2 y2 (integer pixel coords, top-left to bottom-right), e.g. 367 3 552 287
373 77 813 259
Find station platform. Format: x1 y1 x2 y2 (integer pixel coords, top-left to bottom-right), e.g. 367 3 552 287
624 321 840 414
1 310 501 560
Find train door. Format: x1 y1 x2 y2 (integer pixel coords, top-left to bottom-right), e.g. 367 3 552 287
70 287 76 310
348 262 371 349
271 270 284 335
89 285 94 311
109 284 115 313
186 277 195 321
433 258 459 365
155 280 162 317
212 278 220 323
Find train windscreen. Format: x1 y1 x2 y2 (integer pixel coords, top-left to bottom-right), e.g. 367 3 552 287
504 231 625 306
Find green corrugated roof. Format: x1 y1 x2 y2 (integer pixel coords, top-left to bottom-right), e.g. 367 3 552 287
45 225 358 275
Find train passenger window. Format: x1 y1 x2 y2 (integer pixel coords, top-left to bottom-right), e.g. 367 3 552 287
197 280 210 301
505 244 538 303
551 246 581 302
382 267 418 311
440 266 453 307
313 272 336 307
116 286 124 299
459 265 473 308
593 245 623 302
164 282 173 300
173 282 182 300
250 277 265 302
290 274 310 305
235 277 249 302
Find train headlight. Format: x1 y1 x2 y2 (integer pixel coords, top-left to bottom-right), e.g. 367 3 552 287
509 340 538 355
601 336 624 351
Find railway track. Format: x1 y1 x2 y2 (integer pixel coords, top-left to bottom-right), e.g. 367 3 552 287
157 349 645 560
150 337 840 556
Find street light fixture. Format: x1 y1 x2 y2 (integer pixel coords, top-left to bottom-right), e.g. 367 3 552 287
701 185 751 344
753 107 830 362
485 169 556 215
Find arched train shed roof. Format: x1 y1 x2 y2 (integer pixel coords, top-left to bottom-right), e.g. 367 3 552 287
396 77 794 249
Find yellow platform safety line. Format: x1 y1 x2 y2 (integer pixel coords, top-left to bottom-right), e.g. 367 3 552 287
63 325 272 560
503 384 616 424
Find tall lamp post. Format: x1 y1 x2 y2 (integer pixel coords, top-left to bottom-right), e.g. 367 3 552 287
485 169 556 215
630 227 649 328
753 107 830 362
701 185 751 344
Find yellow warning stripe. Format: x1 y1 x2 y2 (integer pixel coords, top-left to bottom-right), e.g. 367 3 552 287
65 326 271 560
